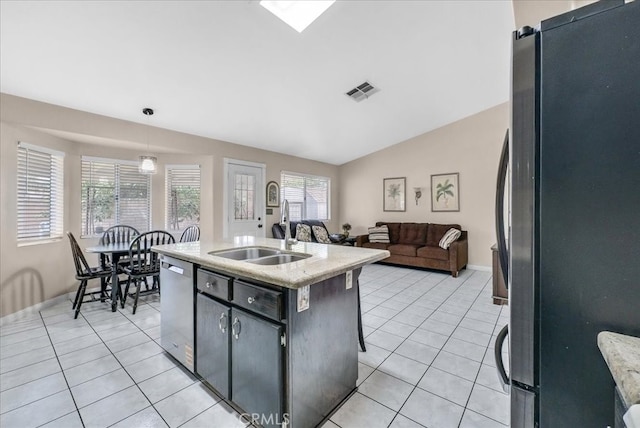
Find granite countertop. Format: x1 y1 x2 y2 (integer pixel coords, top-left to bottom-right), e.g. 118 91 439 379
152 237 390 290
598 331 640 407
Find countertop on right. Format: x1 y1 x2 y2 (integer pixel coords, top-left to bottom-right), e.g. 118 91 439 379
598 331 640 407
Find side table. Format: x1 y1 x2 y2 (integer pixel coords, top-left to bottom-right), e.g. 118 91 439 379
343 237 357 246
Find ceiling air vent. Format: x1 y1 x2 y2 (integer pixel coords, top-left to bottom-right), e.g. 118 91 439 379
345 81 379 102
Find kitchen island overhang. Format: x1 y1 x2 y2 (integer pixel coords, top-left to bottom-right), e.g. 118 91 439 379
152 236 390 289
152 237 389 428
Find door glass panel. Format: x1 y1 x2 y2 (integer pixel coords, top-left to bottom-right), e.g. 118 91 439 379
234 173 255 220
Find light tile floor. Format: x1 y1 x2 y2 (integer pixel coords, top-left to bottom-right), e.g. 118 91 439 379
0 264 509 428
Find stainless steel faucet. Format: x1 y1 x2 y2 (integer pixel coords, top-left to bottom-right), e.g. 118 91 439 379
280 199 297 250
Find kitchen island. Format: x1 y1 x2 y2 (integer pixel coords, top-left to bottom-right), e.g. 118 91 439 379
152 237 389 428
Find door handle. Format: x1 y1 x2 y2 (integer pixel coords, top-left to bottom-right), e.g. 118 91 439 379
219 313 227 333
495 129 510 288
231 317 241 339
494 324 510 392
258 224 263 228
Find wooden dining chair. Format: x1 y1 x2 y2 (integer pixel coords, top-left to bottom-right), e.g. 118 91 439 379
99 225 140 272
122 230 175 314
179 225 200 243
99 225 140 245
67 232 113 319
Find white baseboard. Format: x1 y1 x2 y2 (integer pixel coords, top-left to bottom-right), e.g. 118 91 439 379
0 292 74 325
467 264 491 272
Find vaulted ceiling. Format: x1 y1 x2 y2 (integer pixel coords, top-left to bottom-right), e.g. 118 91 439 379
0 1 517 165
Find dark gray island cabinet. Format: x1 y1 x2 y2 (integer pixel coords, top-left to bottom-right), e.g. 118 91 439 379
196 267 358 428
154 239 389 428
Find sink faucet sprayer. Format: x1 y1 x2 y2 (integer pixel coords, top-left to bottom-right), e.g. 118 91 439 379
280 199 298 250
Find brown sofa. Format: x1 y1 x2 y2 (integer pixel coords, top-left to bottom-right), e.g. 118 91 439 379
356 222 468 277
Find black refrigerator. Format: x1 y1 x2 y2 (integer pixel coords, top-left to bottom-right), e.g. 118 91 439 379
494 1 640 427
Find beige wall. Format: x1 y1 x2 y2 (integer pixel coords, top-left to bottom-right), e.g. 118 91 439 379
512 0 597 29
338 103 509 268
1 94 339 316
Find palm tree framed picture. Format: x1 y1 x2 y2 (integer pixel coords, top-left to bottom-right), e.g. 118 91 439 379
383 177 406 212
431 173 459 212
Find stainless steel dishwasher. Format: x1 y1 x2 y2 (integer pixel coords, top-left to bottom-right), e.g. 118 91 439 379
160 255 194 373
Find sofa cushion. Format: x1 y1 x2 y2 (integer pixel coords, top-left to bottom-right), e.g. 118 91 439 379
417 245 450 261
426 223 461 247
368 225 390 243
398 223 428 245
439 228 462 249
362 242 391 250
272 223 285 239
312 225 332 243
290 221 300 239
388 244 420 257
296 224 313 242
376 222 401 244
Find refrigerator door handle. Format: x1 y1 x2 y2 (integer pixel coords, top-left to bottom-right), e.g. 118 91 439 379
495 129 510 287
495 324 510 392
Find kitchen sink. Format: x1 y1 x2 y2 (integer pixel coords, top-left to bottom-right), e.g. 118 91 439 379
209 247 282 260
246 253 311 265
209 246 311 265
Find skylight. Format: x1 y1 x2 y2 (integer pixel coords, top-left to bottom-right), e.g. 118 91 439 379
260 0 336 33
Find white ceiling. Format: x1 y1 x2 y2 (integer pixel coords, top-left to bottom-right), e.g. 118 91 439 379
0 1 515 165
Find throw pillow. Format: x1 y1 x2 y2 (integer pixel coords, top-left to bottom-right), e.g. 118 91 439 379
368 225 390 243
296 224 312 242
439 228 462 249
312 225 332 244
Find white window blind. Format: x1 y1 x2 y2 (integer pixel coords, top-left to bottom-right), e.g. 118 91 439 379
280 171 330 221
17 143 64 243
166 165 201 231
81 157 151 236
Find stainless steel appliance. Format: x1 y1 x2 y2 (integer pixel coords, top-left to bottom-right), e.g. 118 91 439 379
160 255 195 373
495 1 640 426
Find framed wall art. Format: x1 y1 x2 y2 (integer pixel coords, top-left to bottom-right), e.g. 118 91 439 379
266 181 280 207
431 173 459 212
383 177 406 212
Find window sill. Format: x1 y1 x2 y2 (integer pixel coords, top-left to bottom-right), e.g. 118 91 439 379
17 237 63 247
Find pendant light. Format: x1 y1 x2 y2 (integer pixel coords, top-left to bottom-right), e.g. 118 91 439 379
139 107 157 174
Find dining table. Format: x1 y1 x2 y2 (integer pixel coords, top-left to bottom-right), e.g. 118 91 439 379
85 242 132 312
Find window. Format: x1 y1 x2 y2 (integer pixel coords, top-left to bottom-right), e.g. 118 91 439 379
280 171 330 221
166 165 201 231
81 157 151 236
234 173 255 220
17 142 64 243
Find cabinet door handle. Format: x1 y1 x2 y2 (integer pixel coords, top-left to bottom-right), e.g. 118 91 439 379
231 317 241 339
219 313 227 333
247 296 255 304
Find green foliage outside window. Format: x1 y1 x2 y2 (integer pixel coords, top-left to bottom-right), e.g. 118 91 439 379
168 185 200 230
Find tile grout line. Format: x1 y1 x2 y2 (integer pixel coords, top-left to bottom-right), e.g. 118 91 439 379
84 297 227 428
381 272 475 428
455 276 509 428
33 302 87 428
92 298 226 428
76 300 179 428
21 298 165 428
358 270 506 428
4 266 501 428
349 269 468 426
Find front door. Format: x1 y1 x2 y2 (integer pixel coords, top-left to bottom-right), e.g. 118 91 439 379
226 161 265 239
